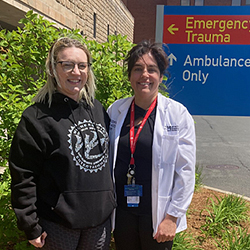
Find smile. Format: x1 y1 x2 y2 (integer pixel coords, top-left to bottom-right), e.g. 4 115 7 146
138 82 150 86
68 79 81 83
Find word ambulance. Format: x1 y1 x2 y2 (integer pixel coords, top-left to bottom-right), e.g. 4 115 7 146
182 54 250 84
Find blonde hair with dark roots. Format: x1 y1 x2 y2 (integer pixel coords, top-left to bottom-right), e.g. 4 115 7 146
33 36 96 106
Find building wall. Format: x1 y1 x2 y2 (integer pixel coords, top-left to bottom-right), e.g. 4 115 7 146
0 0 134 43
82 0 134 42
124 0 168 43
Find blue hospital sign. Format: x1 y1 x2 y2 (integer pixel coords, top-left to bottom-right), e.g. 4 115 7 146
156 6 250 116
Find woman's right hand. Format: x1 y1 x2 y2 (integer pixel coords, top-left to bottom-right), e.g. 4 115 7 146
29 231 47 248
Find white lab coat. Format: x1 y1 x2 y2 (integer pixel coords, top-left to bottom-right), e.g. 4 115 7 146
107 93 196 236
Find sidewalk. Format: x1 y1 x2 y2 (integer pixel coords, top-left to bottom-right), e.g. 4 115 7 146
194 115 250 199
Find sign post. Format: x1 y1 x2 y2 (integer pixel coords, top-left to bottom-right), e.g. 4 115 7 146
156 6 250 116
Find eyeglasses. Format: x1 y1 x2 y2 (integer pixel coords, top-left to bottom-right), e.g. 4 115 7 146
57 61 91 72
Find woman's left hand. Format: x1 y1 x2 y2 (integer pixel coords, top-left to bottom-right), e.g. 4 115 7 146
153 214 177 243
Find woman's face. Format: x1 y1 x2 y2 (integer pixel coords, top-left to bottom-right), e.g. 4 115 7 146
129 53 163 101
55 47 89 101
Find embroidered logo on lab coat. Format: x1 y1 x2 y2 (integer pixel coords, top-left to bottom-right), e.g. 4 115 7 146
166 125 179 132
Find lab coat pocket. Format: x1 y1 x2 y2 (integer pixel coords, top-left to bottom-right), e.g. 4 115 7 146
161 132 179 164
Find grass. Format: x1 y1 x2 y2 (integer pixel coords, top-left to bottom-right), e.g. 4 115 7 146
200 194 249 237
216 227 250 250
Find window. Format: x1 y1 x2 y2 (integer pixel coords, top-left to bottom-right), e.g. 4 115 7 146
93 13 96 38
232 0 241 5
246 0 250 5
181 0 190 5
195 0 204 5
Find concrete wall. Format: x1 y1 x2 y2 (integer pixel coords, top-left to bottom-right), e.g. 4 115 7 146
0 0 134 43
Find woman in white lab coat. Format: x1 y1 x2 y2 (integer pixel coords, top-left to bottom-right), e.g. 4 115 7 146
108 40 196 250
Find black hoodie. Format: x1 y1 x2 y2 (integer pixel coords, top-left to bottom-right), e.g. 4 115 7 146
9 93 116 240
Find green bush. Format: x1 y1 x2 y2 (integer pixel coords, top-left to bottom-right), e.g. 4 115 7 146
86 35 134 109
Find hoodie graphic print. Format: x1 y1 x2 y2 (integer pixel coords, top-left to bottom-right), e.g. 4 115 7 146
68 119 108 173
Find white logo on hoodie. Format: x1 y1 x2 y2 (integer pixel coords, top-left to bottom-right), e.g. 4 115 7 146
68 119 108 173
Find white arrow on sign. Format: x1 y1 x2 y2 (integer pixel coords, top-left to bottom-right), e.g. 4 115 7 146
168 53 177 66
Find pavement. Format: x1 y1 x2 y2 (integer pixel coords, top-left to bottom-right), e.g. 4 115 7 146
194 115 250 199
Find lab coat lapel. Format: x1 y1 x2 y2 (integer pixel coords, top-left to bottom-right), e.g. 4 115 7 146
113 97 133 168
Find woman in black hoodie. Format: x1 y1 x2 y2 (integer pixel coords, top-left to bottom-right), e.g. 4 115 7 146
9 37 116 249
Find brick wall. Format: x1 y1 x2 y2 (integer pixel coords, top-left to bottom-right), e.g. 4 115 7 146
82 0 134 42
125 0 168 43
14 0 134 42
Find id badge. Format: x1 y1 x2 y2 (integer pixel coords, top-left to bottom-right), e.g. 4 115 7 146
124 184 143 207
